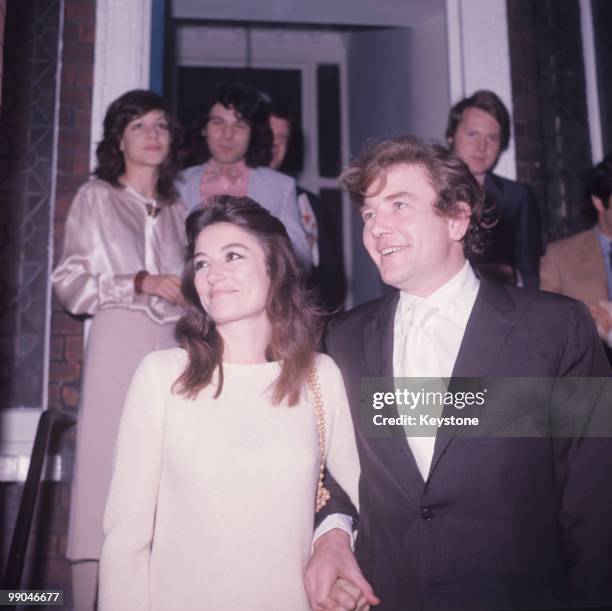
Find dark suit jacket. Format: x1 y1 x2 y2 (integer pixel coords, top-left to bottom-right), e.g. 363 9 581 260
298 186 347 312
480 173 543 288
324 279 612 611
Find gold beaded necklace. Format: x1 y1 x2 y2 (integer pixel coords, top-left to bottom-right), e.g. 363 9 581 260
307 366 331 512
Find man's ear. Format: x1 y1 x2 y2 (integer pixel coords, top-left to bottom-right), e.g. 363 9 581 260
447 136 454 149
448 202 471 241
592 195 604 213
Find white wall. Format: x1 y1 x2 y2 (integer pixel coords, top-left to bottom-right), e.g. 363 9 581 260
346 28 414 149
172 0 445 28
0 0 6 107
446 0 515 178
344 15 451 305
345 27 415 304
579 0 603 163
90 0 152 165
410 13 451 142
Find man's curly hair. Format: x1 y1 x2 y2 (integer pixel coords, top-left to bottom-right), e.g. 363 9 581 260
340 135 492 259
189 82 273 168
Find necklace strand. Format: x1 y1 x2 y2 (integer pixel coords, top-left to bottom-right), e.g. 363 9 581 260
307 366 331 512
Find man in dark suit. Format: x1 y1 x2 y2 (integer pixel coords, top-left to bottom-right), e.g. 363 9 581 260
304 136 612 611
268 105 347 311
446 90 542 288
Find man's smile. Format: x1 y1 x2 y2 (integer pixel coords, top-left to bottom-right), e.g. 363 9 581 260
380 245 408 256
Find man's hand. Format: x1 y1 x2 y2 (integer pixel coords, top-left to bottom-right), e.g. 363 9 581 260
304 529 380 611
330 578 372 611
141 273 185 306
589 303 612 344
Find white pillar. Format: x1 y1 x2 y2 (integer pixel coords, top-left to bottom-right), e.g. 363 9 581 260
579 0 603 164
446 0 516 179
0 0 6 107
90 0 152 166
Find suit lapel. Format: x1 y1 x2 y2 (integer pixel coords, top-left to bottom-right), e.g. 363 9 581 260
363 293 397 381
362 293 426 495
452 279 516 377
428 280 516 479
484 172 504 200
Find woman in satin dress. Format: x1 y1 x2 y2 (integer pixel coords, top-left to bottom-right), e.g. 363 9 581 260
51 90 187 610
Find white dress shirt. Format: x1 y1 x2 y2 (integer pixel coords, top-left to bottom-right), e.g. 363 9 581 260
314 261 480 542
393 261 480 478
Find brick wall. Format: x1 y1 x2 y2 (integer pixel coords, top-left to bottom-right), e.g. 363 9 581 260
507 0 593 242
46 0 95 600
0 0 94 600
506 0 547 233
50 0 96 415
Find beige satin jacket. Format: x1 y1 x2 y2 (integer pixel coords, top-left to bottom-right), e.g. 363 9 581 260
52 179 187 324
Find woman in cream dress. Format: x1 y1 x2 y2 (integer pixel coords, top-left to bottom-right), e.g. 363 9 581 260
99 197 360 610
51 90 187 609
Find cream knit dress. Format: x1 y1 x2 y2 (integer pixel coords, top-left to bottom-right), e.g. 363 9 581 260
99 348 360 611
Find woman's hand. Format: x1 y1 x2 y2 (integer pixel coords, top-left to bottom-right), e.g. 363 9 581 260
304 529 379 611
141 274 185 306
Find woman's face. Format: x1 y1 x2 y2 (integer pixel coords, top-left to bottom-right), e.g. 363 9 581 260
193 222 271 330
119 110 170 170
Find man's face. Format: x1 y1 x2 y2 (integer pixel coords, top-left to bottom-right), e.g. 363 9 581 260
449 107 502 182
203 103 251 165
592 194 612 236
361 164 469 297
269 115 290 170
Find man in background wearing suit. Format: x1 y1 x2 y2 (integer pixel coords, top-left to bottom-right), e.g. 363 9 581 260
304 136 611 611
540 154 612 360
268 105 347 311
447 90 542 287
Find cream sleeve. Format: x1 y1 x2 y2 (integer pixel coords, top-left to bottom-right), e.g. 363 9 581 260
318 354 360 513
98 352 166 611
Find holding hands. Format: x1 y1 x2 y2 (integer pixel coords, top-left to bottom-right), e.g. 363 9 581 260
305 529 380 611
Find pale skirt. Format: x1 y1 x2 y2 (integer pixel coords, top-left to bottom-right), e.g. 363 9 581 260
66 308 177 560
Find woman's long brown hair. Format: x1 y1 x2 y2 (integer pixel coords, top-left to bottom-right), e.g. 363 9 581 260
173 195 323 406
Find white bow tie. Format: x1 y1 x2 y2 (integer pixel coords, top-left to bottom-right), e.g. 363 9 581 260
396 298 463 379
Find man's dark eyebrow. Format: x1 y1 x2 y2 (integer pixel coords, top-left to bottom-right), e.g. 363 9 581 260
383 190 418 201
361 190 417 208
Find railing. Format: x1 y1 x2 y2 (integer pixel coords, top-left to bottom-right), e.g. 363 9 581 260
2 409 75 591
